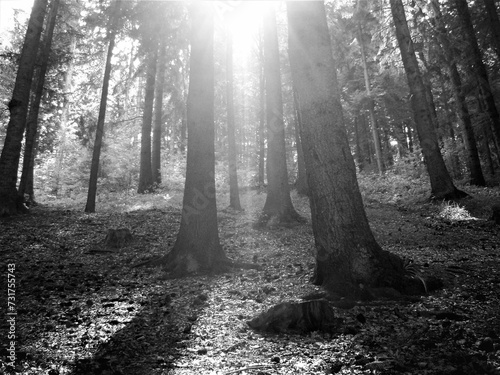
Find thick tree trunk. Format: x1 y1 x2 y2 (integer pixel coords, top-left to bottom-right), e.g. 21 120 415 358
390 0 466 200
261 6 300 224
165 3 228 275
226 31 242 210
19 0 60 204
138 47 157 193
287 2 405 296
85 0 121 213
431 0 485 186
0 0 47 216
152 36 166 185
454 0 500 151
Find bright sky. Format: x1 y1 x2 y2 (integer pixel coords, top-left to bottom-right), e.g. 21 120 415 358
0 0 33 41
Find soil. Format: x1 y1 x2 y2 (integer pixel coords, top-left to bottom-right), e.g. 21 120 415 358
1 187 499 375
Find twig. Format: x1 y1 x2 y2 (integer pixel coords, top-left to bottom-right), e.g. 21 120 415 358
224 364 275 374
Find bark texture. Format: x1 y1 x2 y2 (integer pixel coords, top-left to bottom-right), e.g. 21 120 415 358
152 35 166 185
0 0 48 216
390 0 466 200
287 2 404 295
165 3 227 275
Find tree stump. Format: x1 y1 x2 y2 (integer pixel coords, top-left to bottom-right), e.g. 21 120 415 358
104 228 133 248
247 300 343 334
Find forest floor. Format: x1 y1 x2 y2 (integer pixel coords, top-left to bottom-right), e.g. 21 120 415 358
1 181 500 375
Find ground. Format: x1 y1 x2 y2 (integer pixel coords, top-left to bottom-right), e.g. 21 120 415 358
1 183 500 375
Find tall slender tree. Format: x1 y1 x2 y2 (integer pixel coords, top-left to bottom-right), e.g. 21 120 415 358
454 0 500 151
287 1 406 296
152 32 167 185
137 46 158 193
390 0 466 200
19 0 60 204
225 29 242 210
0 0 48 216
261 5 300 224
85 0 121 213
163 2 228 275
430 0 485 185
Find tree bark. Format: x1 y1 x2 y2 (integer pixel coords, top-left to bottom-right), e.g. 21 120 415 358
152 35 167 185
226 31 242 210
19 0 60 204
287 1 405 296
85 0 121 213
0 0 48 216
261 5 300 224
430 0 485 186
137 47 157 193
390 0 466 200
164 2 228 275
257 26 265 188
454 0 500 152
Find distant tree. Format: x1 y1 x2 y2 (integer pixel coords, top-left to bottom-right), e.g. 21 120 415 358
430 0 485 186
257 26 266 188
453 0 500 153
137 46 157 194
19 0 60 205
163 3 228 274
85 0 121 213
261 5 300 224
390 0 466 200
152 33 166 185
0 0 48 216
287 1 405 296
225 29 242 210
483 0 500 62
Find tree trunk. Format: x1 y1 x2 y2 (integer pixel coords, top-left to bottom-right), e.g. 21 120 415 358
19 0 60 205
85 0 121 213
483 0 500 62
0 0 47 216
390 0 466 200
355 4 384 175
454 0 500 150
430 0 485 186
164 2 228 275
287 1 405 296
226 31 242 210
138 47 158 193
293 88 308 195
152 35 167 185
257 26 265 188
261 5 300 224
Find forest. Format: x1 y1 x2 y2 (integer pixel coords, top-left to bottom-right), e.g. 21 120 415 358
1 0 500 374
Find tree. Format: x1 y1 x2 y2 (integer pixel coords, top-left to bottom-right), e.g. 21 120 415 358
261 5 300 224
390 0 466 200
287 1 405 296
483 0 500 62
225 29 243 211
0 0 48 216
85 0 121 213
292 88 308 195
19 0 60 204
137 46 157 193
454 0 500 153
162 2 228 275
152 30 167 185
430 0 485 186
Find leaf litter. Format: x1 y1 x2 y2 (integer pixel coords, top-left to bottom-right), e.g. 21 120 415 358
0 188 499 375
